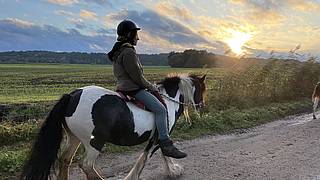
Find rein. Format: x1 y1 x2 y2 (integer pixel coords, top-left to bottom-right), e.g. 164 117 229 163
160 93 201 107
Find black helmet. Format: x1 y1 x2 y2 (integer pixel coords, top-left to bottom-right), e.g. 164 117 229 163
117 20 141 37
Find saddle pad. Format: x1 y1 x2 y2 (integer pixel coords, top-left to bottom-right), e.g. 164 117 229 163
116 91 146 110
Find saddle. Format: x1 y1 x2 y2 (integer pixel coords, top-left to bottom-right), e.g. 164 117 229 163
116 90 167 111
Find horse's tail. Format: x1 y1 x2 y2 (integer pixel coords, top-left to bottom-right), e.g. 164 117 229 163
20 94 71 180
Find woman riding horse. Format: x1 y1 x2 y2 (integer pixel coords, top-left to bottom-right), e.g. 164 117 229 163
107 20 186 159
20 20 206 180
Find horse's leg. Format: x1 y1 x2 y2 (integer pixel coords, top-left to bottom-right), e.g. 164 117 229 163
80 144 103 180
313 96 319 119
161 154 184 178
57 131 81 180
124 148 150 180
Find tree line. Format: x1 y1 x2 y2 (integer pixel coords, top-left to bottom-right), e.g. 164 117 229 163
0 51 169 66
0 50 292 68
168 49 240 68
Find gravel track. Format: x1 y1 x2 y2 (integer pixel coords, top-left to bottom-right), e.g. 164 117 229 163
69 113 320 180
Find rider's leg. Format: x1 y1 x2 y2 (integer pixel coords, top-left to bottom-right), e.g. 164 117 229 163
134 90 187 159
134 90 169 140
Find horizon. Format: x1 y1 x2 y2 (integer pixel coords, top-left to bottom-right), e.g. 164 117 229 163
1 0 320 61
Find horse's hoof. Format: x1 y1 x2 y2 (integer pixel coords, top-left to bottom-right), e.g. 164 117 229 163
313 115 317 119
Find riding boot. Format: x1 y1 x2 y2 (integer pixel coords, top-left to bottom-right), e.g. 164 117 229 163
159 139 187 159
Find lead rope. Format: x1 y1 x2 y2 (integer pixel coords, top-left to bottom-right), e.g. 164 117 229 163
160 93 202 107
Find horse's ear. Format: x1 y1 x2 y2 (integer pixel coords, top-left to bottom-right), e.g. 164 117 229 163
200 74 206 82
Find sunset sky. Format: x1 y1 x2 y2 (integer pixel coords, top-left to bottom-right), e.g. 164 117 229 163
0 0 319 60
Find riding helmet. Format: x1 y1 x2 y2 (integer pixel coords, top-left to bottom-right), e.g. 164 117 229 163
117 20 141 37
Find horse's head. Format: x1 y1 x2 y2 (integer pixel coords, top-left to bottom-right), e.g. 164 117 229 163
158 73 207 122
189 74 207 111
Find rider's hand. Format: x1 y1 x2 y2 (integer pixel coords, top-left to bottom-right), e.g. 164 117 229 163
154 84 161 91
149 84 159 92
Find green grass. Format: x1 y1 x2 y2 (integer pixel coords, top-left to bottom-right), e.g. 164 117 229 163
0 121 39 147
0 143 29 180
172 100 311 139
0 64 216 104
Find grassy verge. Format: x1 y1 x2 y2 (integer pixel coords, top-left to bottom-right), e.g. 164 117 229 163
172 99 311 139
0 143 29 180
0 99 312 178
0 121 39 146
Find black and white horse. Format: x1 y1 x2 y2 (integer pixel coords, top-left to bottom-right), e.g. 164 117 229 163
20 74 206 180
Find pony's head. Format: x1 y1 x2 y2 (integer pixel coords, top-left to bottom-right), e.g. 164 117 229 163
189 74 207 110
158 73 207 122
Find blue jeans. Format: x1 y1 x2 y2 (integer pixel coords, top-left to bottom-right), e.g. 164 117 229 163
134 90 169 140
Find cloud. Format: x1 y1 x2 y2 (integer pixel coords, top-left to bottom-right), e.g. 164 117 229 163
196 15 258 45
4 18 34 27
48 0 116 7
89 43 104 51
79 10 98 20
84 0 112 6
105 9 207 45
0 18 115 52
230 0 282 10
286 0 320 12
47 0 79 6
230 0 320 20
229 0 286 24
136 31 187 53
155 1 193 21
54 10 89 30
104 9 229 54
54 10 75 17
96 28 116 35
68 18 87 29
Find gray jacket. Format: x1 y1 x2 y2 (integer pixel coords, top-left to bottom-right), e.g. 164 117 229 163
113 43 157 92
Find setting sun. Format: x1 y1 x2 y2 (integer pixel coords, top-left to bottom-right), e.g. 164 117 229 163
225 30 252 55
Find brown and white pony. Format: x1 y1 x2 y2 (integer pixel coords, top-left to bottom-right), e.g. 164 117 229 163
312 82 320 119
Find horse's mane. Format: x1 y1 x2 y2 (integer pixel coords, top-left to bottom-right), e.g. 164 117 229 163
158 74 197 122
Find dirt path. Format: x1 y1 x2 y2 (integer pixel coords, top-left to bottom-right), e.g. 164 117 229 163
69 113 320 180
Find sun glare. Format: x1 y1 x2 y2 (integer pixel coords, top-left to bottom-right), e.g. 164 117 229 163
225 30 252 55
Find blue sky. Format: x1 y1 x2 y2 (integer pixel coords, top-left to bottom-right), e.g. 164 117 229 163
0 0 320 60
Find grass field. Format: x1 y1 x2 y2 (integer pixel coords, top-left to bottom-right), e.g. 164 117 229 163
0 61 319 178
0 64 221 104
0 64 223 122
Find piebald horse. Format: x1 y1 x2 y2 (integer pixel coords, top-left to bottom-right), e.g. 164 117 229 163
20 74 206 180
312 82 320 119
